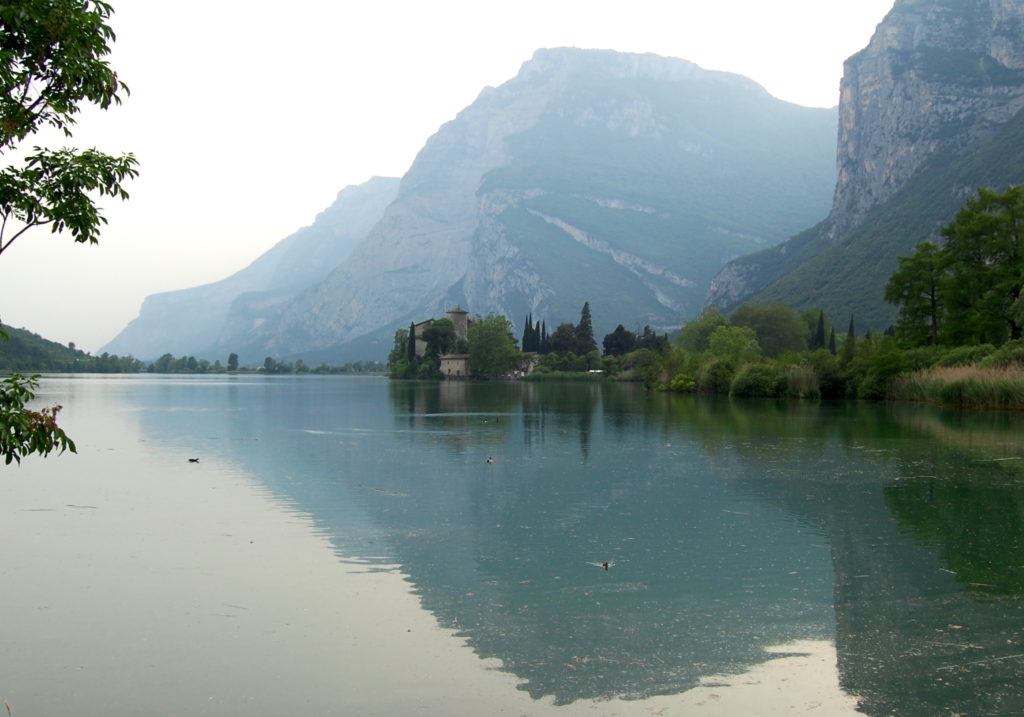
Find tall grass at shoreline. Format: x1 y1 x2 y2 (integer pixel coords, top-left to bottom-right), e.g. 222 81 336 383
889 365 1024 410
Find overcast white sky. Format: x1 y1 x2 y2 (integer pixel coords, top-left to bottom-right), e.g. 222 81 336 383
0 0 895 353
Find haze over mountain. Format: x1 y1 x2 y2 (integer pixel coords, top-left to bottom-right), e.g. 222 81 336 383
707 0 1024 328
103 177 400 360
103 48 836 363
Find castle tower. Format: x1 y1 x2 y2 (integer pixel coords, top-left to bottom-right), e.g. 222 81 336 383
447 307 470 342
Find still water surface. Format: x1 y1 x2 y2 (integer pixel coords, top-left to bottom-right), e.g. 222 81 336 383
3 375 1024 715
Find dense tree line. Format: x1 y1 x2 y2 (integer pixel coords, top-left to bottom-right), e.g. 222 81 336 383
0 329 383 375
0 326 144 372
886 186 1024 347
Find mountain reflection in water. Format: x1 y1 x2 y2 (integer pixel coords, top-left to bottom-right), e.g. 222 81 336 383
129 376 1024 714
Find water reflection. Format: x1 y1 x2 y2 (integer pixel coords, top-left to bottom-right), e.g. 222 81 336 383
117 377 1024 714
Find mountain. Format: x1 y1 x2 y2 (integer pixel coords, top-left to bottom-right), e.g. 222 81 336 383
101 176 400 360
228 49 838 363
706 0 1024 328
105 49 837 364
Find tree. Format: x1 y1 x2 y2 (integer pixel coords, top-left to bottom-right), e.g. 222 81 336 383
678 307 728 352
386 327 413 378
941 187 1024 344
548 322 579 354
729 303 808 357
407 321 416 363
227 352 239 372
522 313 539 353
811 310 827 351
467 314 521 379
884 241 946 346
575 302 597 355
0 373 75 464
0 1 138 257
635 325 668 352
707 325 761 364
1 1 137 464
421 318 455 357
602 325 636 356
153 353 173 373
840 316 856 365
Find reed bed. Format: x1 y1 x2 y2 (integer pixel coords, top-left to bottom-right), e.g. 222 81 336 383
889 365 1024 410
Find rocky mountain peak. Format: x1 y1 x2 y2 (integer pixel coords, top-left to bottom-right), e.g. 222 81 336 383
829 0 1024 236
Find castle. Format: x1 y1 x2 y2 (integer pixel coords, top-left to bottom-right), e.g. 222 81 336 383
412 307 472 379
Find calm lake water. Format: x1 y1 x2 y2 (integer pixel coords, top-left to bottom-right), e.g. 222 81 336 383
3 375 1024 716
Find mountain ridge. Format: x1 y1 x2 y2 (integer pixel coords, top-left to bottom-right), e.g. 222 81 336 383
103 48 837 363
706 0 1024 324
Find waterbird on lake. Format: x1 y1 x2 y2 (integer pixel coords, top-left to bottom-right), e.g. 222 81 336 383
188 458 199 463
486 457 494 464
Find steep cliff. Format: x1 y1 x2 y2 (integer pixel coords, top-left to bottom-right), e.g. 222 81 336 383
101 177 399 360
235 48 835 362
707 0 1024 324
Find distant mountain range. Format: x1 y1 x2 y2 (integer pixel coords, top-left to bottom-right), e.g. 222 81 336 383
102 177 399 361
104 0 1024 363
103 49 837 363
706 0 1024 328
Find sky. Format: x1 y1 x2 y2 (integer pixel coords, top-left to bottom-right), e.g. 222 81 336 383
0 0 896 353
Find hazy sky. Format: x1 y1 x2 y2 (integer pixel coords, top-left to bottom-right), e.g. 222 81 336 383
0 0 896 353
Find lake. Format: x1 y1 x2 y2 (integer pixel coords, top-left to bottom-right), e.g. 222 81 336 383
2 375 1023 716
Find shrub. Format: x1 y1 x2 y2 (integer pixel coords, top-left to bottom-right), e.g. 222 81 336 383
805 349 844 398
730 363 784 397
902 345 944 370
697 359 736 395
935 344 996 367
669 373 697 393
980 339 1024 368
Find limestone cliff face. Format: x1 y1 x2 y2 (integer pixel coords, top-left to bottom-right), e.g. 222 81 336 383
248 54 573 355
706 0 1024 310
831 0 1024 234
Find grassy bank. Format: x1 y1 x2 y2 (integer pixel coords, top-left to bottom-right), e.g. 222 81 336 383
889 365 1024 410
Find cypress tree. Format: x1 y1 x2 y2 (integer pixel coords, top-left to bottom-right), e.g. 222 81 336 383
575 301 597 354
522 314 532 352
813 310 826 350
841 316 856 363
407 321 417 363
828 327 837 354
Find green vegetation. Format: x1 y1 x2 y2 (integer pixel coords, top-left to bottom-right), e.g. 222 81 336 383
387 319 468 380
1 0 138 464
0 325 144 372
467 314 522 380
0 372 74 464
886 186 1024 346
0 327 382 374
736 104 1024 331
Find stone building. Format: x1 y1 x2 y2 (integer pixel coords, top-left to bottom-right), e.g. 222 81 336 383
439 354 471 379
411 308 474 379
412 307 472 359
